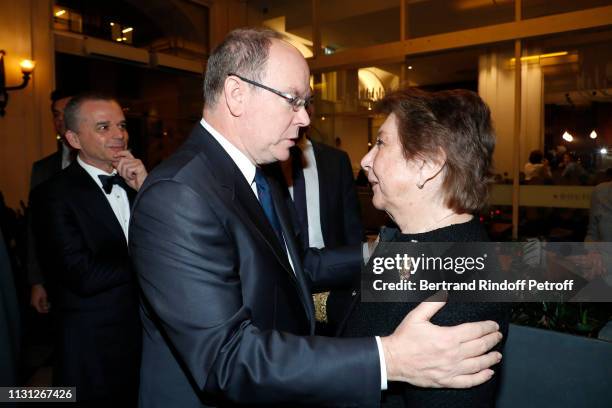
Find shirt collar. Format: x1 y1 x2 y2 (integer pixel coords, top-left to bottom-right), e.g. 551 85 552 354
200 118 256 186
76 155 116 190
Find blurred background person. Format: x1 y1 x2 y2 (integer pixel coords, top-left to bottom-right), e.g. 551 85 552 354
524 149 552 184
559 152 587 184
586 180 612 242
278 96 363 333
27 90 74 315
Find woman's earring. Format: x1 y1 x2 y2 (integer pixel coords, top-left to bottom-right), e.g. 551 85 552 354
416 181 425 189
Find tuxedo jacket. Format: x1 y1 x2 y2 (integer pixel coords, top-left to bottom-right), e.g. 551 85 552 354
129 124 379 408
27 151 63 285
30 161 140 401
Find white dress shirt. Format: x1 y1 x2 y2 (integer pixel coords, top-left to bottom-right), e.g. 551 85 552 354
199 118 387 390
77 156 131 241
287 139 325 249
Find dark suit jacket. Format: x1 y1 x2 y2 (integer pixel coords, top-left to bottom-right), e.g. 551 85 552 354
304 142 365 331
27 150 63 285
31 151 63 190
129 124 379 407
30 161 141 402
311 141 363 248
0 229 20 387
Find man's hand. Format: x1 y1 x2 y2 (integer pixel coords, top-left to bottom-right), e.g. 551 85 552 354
113 150 148 191
381 301 502 388
30 284 50 313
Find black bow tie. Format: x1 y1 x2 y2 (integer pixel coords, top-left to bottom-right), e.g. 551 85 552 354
98 174 128 194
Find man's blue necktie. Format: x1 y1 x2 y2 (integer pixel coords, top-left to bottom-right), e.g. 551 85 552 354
255 168 283 242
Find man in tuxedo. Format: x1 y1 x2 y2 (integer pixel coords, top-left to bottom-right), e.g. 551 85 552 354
129 28 503 407
27 90 73 314
31 94 147 404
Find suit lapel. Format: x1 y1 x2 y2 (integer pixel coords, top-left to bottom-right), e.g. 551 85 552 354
68 163 127 246
127 188 137 207
193 126 314 327
268 171 315 329
194 126 295 280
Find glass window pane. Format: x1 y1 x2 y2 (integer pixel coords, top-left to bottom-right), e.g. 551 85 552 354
523 0 611 19
320 0 400 53
55 0 209 53
524 28 612 186
406 0 514 38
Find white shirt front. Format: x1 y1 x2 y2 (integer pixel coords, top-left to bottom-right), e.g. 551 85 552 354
77 156 131 241
287 138 325 249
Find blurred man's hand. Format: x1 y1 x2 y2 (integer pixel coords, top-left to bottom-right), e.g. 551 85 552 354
31 284 50 313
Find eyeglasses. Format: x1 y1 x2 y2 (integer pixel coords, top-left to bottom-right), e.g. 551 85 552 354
227 73 313 112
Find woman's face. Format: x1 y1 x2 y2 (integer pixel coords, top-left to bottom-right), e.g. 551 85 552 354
361 113 421 214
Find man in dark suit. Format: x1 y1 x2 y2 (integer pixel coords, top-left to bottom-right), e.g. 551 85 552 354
129 28 503 407
283 136 363 251
279 113 364 331
0 229 20 387
27 90 73 314
31 94 147 404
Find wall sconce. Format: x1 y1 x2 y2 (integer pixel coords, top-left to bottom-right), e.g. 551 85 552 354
0 50 36 117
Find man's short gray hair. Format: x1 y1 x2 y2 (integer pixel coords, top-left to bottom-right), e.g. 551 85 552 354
203 28 283 107
64 93 119 133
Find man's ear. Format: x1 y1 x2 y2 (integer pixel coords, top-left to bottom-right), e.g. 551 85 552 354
64 130 81 150
223 76 245 117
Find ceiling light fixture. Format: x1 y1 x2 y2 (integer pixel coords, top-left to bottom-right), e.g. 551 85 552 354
511 51 569 63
